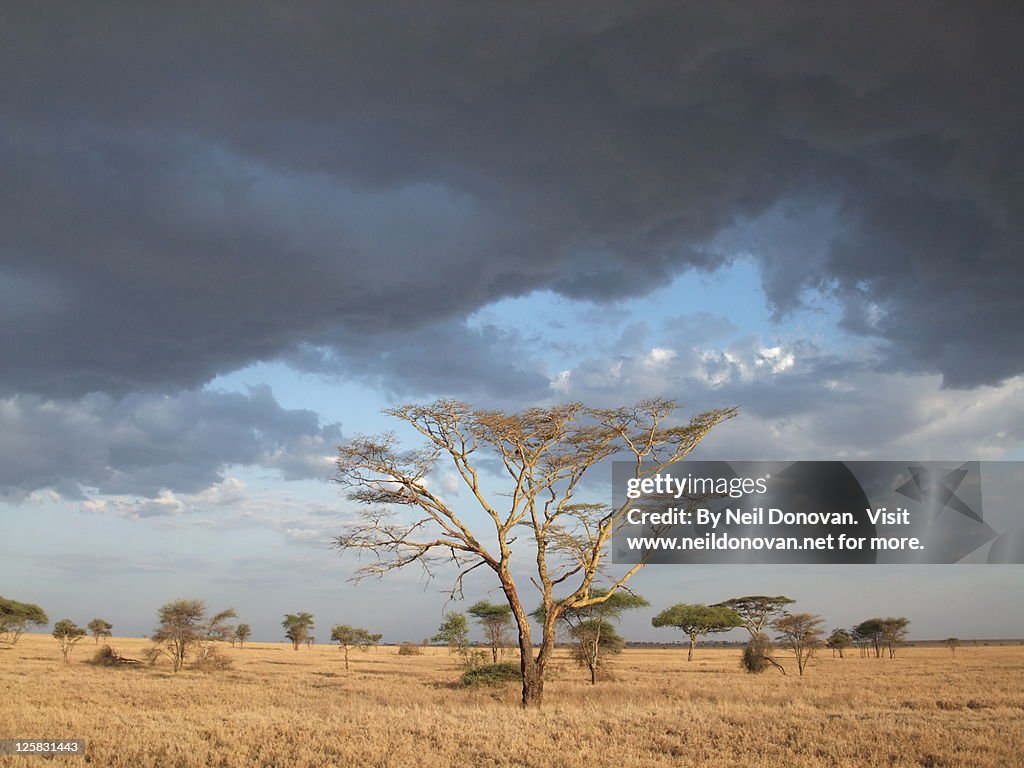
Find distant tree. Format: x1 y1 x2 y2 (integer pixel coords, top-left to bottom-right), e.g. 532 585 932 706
533 588 648 684
148 599 204 672
0 596 48 645
330 624 382 669
468 601 513 664
282 613 315 651
144 599 236 672
945 637 961 657
53 619 87 663
233 624 252 648
879 617 910 658
774 612 825 675
715 596 793 675
205 609 237 642
651 603 743 662
569 620 625 679
855 617 909 658
432 612 470 659
827 628 852 659
850 624 874 657
87 618 113 645
714 596 795 637
333 399 736 707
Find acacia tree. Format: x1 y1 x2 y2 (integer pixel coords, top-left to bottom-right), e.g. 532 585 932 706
233 624 252 648
282 613 315 650
205 609 238 643
334 399 735 707
945 637 960 657
53 619 87 663
774 612 825 676
432 612 470 662
331 624 382 669
880 617 910 658
468 601 513 663
715 595 793 676
855 617 909 658
714 596 795 636
651 603 742 662
148 599 234 672
0 596 48 645
87 618 113 645
827 628 852 659
534 588 648 684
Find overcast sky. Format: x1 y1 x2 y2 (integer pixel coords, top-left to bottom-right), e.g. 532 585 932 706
3 2 1024 644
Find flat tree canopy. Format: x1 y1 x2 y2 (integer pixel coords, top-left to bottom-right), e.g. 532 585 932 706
330 624 382 669
651 603 742 661
0 596 49 645
468 601 513 663
713 595 794 636
334 399 735 706
53 619 87 662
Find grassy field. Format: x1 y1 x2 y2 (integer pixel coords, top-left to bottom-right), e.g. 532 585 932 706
2 634 1023 767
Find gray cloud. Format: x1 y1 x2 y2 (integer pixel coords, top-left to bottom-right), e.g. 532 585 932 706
282 318 552 402
2 1 1023 397
0 386 341 499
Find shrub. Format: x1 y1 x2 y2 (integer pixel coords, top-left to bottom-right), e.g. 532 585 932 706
461 662 521 686
192 643 233 672
741 632 774 674
397 643 423 656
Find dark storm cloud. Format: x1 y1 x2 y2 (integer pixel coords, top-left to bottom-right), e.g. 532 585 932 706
282 318 551 401
0 386 341 499
2 1 1023 394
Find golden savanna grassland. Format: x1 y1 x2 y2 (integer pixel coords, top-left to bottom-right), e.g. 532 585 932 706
2 634 1023 767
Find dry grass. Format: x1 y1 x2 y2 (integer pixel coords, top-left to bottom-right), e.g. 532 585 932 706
2 635 1023 767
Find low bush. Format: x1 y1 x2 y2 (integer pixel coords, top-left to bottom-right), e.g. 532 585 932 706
461 662 521 686
90 645 141 667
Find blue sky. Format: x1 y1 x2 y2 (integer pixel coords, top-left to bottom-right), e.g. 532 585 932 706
3 3 1024 645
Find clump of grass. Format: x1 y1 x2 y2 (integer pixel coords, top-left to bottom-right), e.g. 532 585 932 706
397 643 423 656
461 662 521 686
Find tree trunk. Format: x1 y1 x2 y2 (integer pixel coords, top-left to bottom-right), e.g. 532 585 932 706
492 645 498 664
688 634 696 662
522 658 544 707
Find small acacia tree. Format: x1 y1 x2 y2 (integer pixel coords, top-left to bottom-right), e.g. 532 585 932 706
0 596 48 645
334 398 735 707
651 603 743 662
205 609 237 643
880 617 910 658
534 588 648 684
945 637 960 657
827 628 852 659
53 619 87 663
716 595 793 676
432 612 470 662
331 624 382 669
87 618 113 645
234 624 252 648
774 612 825 676
148 599 235 672
282 613 315 650
468 601 513 663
